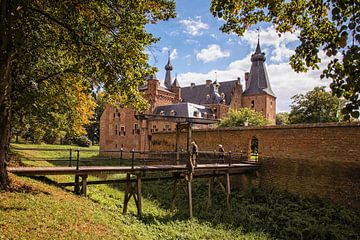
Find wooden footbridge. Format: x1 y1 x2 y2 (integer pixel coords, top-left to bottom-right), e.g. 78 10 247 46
9 148 260 218
9 114 260 218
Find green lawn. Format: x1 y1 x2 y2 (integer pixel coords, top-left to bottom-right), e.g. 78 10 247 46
2 143 359 240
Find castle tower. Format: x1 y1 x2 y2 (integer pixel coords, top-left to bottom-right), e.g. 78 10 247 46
171 74 181 102
242 38 276 125
164 51 173 89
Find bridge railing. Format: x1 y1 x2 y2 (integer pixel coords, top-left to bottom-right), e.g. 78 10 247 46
10 146 257 169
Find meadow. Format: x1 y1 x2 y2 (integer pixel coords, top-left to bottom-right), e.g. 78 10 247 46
1 143 359 240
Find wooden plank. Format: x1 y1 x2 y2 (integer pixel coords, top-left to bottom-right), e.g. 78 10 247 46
8 163 260 177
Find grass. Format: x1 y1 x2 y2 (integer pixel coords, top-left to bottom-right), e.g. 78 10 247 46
2 143 360 240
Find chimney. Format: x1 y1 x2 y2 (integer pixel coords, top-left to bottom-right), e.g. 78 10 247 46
190 83 195 88
206 79 212 86
245 72 250 89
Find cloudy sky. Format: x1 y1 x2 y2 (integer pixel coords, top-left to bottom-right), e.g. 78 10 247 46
146 0 332 112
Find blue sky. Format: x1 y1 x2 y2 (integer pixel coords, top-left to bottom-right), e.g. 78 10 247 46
146 0 332 112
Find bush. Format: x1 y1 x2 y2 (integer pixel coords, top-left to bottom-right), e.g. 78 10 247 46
62 135 92 147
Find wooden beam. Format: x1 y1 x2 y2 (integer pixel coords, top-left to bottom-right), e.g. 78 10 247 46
123 173 131 214
176 124 180 165
74 175 80 194
226 173 231 210
187 173 193 218
136 174 142 218
207 177 214 209
81 175 88 196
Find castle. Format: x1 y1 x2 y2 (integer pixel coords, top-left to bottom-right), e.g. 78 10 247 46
100 41 276 151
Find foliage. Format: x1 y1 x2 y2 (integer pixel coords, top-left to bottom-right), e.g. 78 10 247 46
289 86 343 123
276 112 290 125
7 143 360 240
210 0 360 119
72 136 92 147
85 91 106 145
218 108 269 127
0 0 176 187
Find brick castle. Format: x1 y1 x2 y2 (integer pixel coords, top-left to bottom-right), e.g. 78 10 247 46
100 40 276 151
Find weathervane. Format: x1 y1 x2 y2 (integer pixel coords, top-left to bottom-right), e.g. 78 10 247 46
257 27 260 42
215 71 217 81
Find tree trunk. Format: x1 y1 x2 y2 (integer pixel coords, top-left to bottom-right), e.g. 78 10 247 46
0 0 13 189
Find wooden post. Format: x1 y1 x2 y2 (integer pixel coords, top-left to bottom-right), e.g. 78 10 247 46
74 175 80 194
175 124 180 165
226 173 231 210
81 175 88 196
170 174 179 211
207 177 214 209
123 173 131 214
187 173 193 218
136 174 142 218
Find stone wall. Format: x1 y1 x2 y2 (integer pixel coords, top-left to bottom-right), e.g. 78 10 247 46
150 122 360 208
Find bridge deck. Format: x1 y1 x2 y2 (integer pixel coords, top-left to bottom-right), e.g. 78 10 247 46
8 163 259 176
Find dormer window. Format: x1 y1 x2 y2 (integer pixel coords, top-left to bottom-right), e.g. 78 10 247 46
170 110 176 116
193 111 199 117
160 111 165 115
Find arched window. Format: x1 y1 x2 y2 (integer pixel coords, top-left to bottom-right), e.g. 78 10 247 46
251 100 255 109
250 136 259 161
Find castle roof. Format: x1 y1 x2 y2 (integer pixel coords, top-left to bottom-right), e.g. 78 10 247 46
181 79 240 105
153 102 213 118
243 40 275 97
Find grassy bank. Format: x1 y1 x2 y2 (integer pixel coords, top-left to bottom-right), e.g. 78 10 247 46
2 143 359 239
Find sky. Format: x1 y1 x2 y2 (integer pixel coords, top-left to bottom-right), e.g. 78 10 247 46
145 0 332 112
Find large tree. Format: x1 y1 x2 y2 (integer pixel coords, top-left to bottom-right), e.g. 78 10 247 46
211 0 359 119
0 0 175 188
289 86 343 123
218 108 269 127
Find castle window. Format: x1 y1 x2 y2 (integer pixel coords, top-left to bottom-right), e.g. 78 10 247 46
164 124 171 131
120 126 126 136
193 111 199 117
115 124 118 135
251 100 255 109
113 113 116 118
270 101 273 108
118 112 120 117
133 123 140 135
151 124 158 133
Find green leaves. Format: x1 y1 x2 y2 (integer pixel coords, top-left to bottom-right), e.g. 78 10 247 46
218 108 269 127
211 0 360 119
289 86 344 124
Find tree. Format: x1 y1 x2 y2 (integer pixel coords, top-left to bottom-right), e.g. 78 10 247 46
211 0 360 119
276 112 290 125
85 91 106 145
289 86 343 123
218 108 269 127
0 1 176 188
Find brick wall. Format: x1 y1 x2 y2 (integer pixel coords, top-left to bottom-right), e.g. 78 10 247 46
150 122 360 208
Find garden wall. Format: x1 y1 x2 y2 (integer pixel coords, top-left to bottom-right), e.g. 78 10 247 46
150 122 360 208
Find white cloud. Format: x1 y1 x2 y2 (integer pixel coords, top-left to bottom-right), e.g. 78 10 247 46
170 49 178 60
161 48 178 60
178 52 333 112
242 26 299 63
179 16 209 36
196 44 230 63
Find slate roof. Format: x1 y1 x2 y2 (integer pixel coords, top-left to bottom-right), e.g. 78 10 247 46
181 80 240 105
243 41 276 97
153 102 213 118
